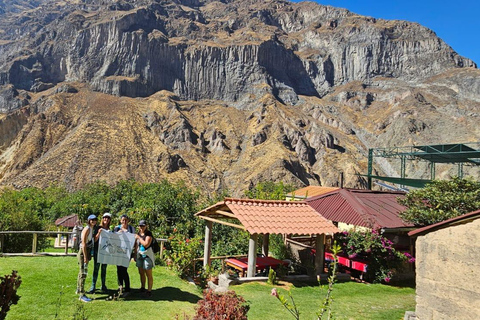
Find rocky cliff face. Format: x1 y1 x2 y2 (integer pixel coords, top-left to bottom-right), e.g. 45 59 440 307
0 0 478 195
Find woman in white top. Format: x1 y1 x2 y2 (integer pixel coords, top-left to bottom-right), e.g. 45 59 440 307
76 214 97 302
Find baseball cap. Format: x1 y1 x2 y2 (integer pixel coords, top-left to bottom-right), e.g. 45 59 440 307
102 212 112 219
87 214 97 221
138 220 146 226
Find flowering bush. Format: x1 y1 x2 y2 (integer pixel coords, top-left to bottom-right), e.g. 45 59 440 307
1 270 22 320
335 229 410 283
194 289 249 320
165 230 203 279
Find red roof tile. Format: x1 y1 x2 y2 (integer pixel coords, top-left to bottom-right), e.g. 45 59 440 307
195 198 339 235
306 189 411 229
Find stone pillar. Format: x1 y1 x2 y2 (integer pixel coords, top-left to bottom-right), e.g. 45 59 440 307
315 234 326 275
203 221 213 269
262 233 270 257
247 233 258 278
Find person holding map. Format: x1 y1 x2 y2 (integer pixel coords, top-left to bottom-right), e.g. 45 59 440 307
113 214 135 297
76 214 97 303
135 220 154 297
87 212 112 294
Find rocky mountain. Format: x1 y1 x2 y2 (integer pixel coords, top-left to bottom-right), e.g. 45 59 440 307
0 0 478 195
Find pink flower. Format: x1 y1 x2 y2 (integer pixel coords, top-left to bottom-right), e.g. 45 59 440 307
384 277 391 283
271 288 279 298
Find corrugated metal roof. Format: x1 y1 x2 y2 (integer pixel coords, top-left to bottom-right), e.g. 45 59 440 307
286 186 340 199
306 189 411 229
195 198 339 235
408 209 480 237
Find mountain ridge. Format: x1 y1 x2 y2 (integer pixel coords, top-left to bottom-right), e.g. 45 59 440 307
0 0 478 195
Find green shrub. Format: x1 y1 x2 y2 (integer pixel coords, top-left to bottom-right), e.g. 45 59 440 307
0 188 48 252
399 177 480 226
267 269 277 285
165 230 203 279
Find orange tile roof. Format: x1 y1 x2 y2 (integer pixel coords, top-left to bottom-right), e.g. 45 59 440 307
195 198 339 235
287 186 340 199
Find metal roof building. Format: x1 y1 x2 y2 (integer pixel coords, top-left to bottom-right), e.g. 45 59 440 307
306 189 412 229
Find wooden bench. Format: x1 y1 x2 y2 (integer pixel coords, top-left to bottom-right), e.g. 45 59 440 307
225 256 289 277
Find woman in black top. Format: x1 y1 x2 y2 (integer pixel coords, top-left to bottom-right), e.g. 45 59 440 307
113 214 135 297
135 220 154 297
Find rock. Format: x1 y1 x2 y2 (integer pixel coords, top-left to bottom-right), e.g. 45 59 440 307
0 0 474 102
0 0 478 194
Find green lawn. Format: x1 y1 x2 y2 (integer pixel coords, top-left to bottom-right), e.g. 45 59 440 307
1 256 415 319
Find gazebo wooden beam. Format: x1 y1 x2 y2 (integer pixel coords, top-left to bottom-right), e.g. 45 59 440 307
215 210 237 219
198 216 246 230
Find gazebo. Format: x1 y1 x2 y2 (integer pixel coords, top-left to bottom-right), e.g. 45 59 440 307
54 214 80 248
195 198 339 277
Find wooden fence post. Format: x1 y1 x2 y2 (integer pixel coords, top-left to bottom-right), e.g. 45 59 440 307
32 233 38 254
159 239 164 259
64 234 69 254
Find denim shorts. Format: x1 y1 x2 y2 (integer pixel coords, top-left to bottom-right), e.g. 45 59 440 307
136 255 154 270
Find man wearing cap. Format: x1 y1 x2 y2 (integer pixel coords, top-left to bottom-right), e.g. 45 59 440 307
76 214 97 302
87 212 112 294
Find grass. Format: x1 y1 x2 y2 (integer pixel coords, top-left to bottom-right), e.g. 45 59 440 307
0 256 415 320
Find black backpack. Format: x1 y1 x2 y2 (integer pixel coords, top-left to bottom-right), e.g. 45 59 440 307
151 237 160 254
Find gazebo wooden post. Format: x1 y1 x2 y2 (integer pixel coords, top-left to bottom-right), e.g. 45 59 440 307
315 234 326 275
247 233 258 277
203 220 213 269
262 233 269 257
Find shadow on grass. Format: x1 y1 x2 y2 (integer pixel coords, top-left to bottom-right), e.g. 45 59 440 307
387 278 416 289
94 286 201 303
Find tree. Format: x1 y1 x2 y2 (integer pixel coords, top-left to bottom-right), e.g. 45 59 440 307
398 177 480 226
244 181 295 200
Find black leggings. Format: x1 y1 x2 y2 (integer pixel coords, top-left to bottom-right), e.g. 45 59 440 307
117 266 130 291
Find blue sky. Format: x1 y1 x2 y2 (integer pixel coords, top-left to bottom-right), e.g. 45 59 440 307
291 0 479 65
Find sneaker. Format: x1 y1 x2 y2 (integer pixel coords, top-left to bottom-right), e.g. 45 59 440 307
79 295 92 303
139 287 146 293
101 286 108 292
86 288 95 294
145 291 152 297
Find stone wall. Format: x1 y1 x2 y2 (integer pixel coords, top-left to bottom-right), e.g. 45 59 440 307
415 218 480 320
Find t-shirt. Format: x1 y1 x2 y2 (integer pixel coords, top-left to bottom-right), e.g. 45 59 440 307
137 230 153 250
114 225 135 233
